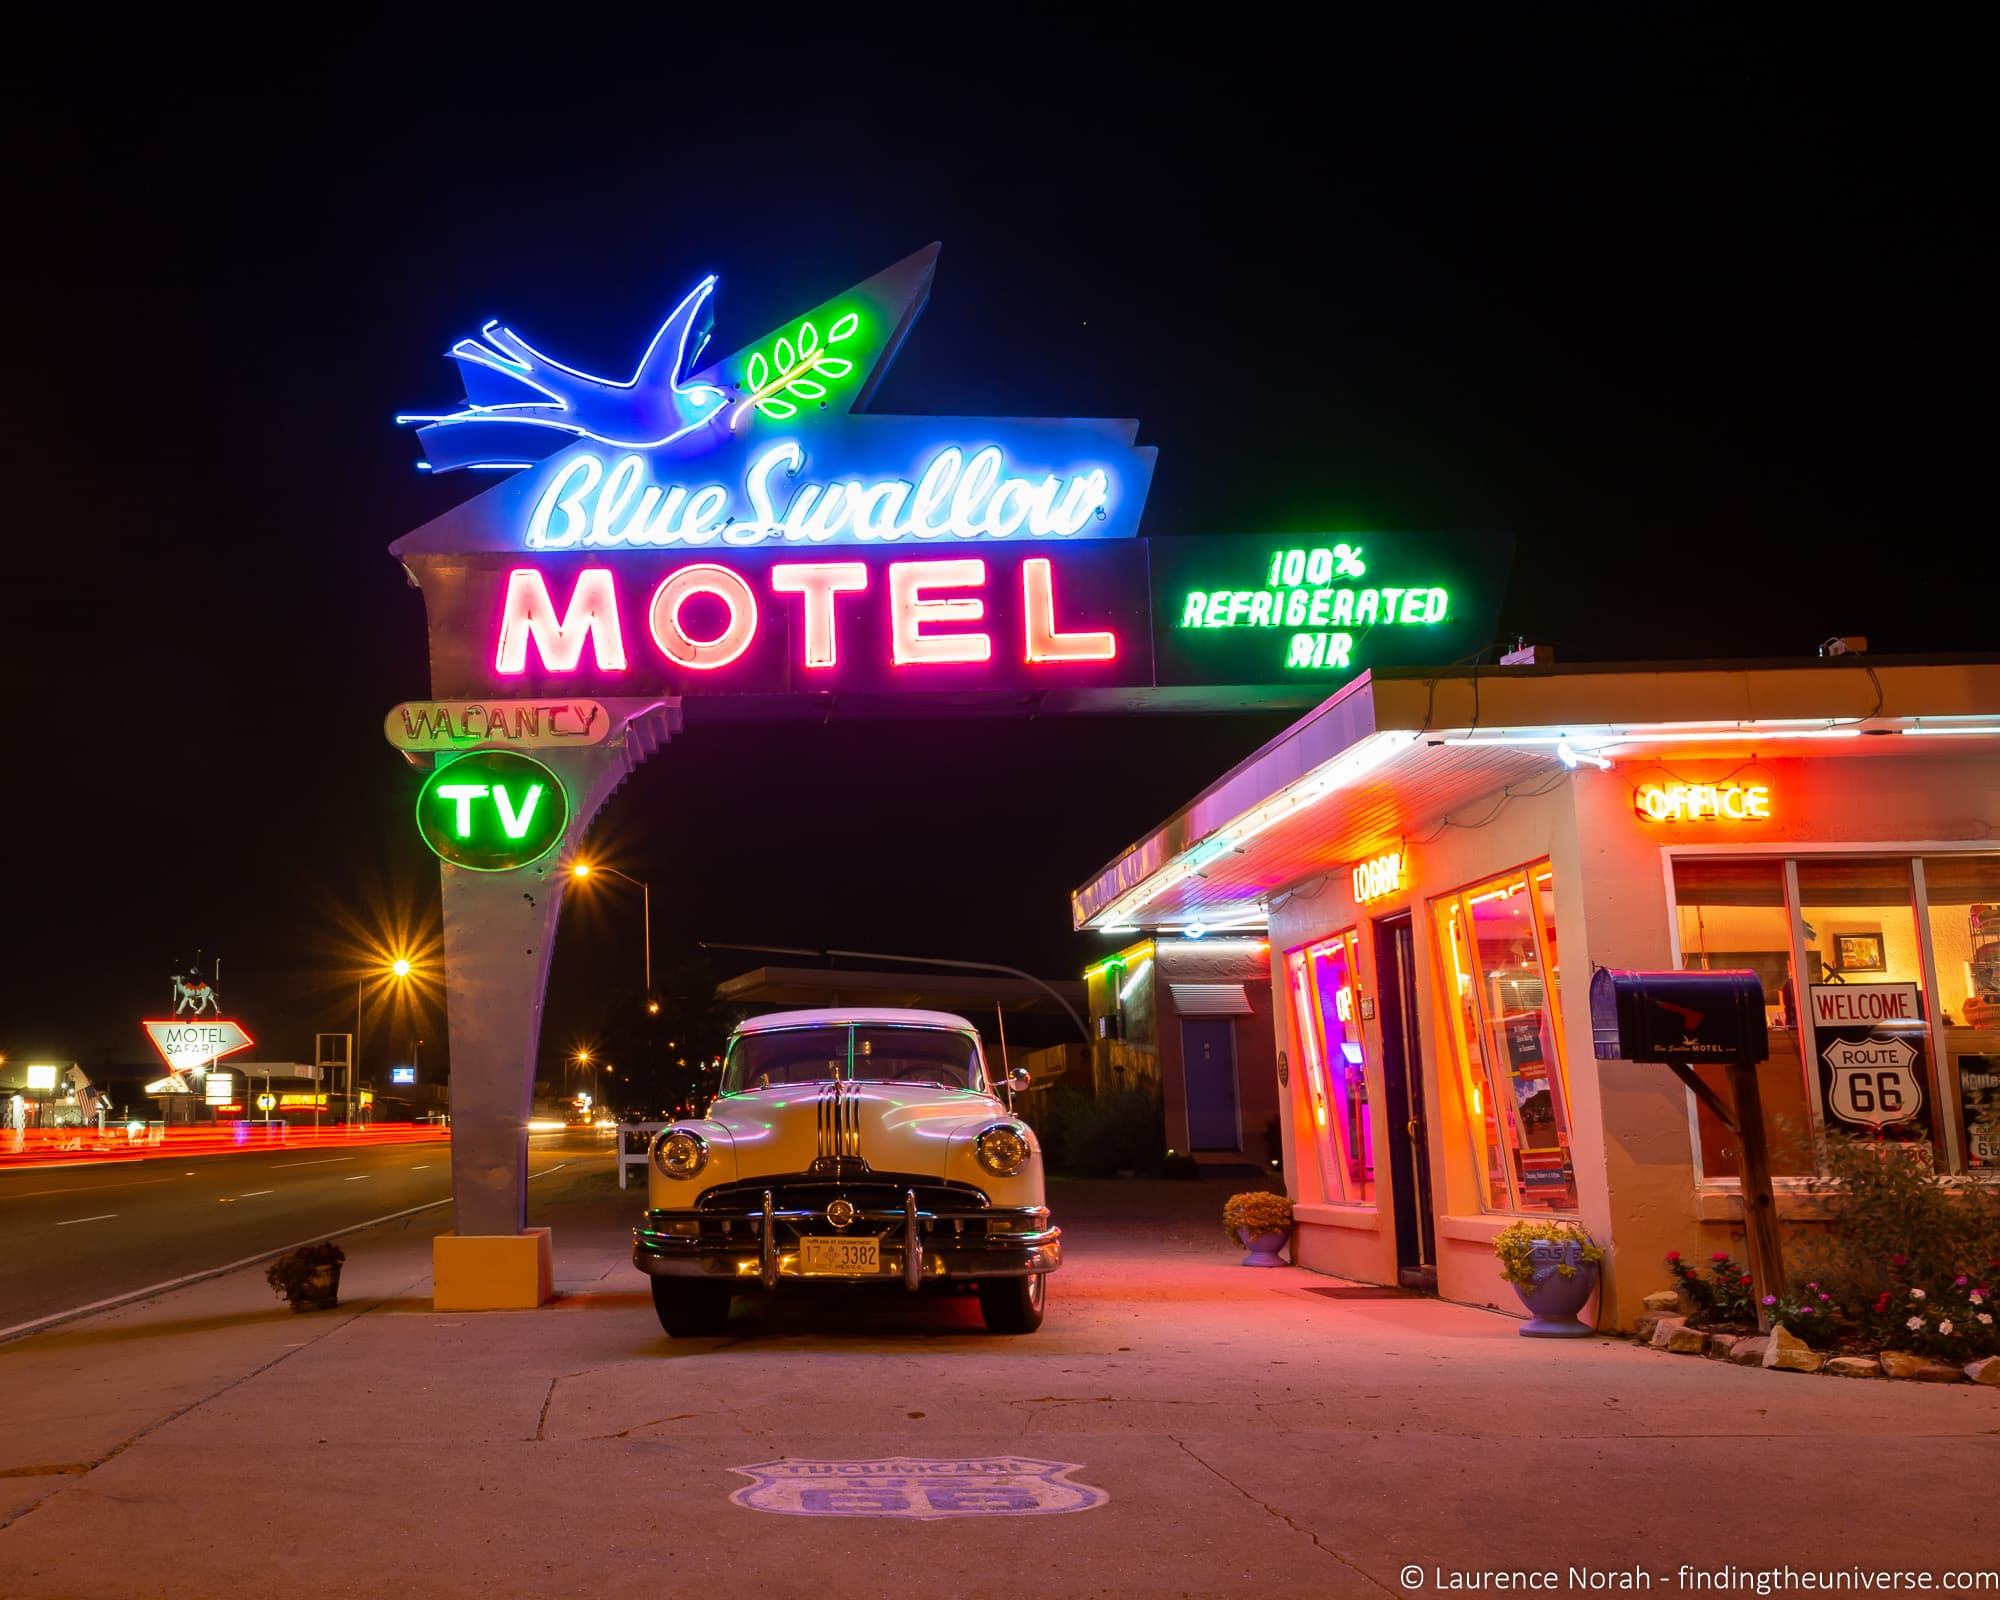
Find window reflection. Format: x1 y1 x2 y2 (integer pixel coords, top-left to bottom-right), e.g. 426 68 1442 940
1672 858 1813 1176
1285 928 1375 1203
1431 862 1578 1213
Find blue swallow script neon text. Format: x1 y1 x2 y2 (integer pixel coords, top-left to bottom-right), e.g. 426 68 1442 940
524 442 1115 549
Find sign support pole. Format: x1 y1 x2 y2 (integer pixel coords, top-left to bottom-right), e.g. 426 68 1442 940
1727 1060 1786 1334
426 700 679 1309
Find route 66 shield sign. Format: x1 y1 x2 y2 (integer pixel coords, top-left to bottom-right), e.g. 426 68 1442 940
728 1456 1108 1519
1821 1033 1925 1131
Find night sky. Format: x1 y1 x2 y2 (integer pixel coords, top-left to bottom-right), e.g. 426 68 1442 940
11 17 1988 1080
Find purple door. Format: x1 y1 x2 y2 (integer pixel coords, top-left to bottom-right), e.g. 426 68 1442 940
1182 1019 1240 1150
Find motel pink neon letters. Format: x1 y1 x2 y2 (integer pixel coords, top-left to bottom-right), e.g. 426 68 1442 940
493 558 1118 678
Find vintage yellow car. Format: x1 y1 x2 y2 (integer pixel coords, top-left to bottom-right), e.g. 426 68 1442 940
633 1008 1061 1337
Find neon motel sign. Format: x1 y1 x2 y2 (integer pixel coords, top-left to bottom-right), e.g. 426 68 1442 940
492 556 1117 679
525 441 1114 549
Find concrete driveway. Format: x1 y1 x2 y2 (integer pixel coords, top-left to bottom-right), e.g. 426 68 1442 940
2 1173 1994 1598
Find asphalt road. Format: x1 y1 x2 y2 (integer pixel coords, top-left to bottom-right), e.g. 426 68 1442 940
0 1130 609 1333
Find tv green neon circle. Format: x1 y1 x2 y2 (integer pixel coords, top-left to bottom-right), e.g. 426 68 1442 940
415 749 569 872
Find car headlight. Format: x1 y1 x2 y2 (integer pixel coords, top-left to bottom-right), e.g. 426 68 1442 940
973 1122 1031 1177
653 1129 708 1179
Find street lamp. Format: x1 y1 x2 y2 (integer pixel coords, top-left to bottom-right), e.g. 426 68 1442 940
355 957 418 1128
569 860 653 1004
573 1046 599 1115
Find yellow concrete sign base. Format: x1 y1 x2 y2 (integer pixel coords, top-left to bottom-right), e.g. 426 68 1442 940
433 1227 554 1310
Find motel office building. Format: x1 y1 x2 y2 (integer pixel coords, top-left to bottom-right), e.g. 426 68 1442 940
1071 658 2000 1328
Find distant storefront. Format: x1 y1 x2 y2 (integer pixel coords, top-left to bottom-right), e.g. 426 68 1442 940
1085 936 1279 1166
1070 657 2000 1328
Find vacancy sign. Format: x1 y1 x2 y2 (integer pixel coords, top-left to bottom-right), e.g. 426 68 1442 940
143 1019 254 1076
1811 984 1926 1134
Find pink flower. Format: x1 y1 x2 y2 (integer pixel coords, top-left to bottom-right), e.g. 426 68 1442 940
1938 1319 1956 1337
1955 1275 1969 1287
1906 1315 1926 1330
1979 1313 1993 1326
1910 1288 1927 1301
1666 1250 1682 1263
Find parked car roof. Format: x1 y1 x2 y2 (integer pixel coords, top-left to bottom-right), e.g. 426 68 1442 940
734 1007 979 1034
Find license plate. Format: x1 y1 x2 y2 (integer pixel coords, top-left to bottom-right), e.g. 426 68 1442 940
801 1236 880 1275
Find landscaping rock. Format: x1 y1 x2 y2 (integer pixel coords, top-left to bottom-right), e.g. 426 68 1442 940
1665 1325 1708 1355
1966 1357 2000 1386
1761 1324 1824 1374
1825 1356 1882 1379
1648 1315 1686 1349
1641 1290 1680 1313
1879 1350 1963 1383
1730 1337 1769 1366
1632 1312 1662 1342
1704 1334 1743 1360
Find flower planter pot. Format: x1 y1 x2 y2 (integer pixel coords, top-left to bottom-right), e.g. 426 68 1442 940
1512 1239 1597 1337
1238 1227 1289 1268
288 1263 342 1313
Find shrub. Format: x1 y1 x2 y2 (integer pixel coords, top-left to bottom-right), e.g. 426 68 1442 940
1792 1134 2000 1304
1222 1191 1294 1240
1666 1133 2000 1355
1667 1249 1758 1326
1494 1220 1603 1287
266 1240 345 1301
1029 1082 1168 1177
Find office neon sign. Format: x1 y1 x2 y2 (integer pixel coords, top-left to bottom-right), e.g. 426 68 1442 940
1633 781 1773 823
494 556 1118 679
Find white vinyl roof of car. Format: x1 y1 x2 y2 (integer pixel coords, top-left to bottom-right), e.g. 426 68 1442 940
732 1007 979 1034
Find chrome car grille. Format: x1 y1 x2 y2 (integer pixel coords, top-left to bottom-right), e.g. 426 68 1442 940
814 1080 861 1169
695 1175 990 1216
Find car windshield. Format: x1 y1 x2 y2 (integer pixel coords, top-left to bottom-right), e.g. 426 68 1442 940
719 1024 985 1095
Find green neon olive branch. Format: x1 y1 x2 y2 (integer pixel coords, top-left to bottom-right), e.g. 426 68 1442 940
730 309 862 428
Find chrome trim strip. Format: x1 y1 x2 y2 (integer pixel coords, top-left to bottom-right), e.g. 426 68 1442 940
760 1189 777 1289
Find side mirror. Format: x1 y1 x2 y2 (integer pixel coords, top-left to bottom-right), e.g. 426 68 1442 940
1008 1066 1032 1093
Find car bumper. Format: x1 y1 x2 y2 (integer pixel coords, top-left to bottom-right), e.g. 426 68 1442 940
633 1191 1061 1289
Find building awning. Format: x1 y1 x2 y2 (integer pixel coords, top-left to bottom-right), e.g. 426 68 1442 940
1170 982 1255 1017
1069 657 2000 934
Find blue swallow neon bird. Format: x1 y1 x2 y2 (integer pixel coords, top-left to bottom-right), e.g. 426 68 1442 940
397 276 728 472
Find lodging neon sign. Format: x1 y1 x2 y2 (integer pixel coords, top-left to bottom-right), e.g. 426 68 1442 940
1352 850 1407 904
1633 782 1772 823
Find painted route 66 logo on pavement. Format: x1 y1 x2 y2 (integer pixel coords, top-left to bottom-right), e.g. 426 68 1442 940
1822 1034 1924 1130
728 1457 1108 1519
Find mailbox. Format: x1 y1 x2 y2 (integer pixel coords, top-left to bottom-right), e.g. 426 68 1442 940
1589 968 1768 1066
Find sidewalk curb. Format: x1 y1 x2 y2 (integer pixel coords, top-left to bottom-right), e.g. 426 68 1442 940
0 1198 454 1347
